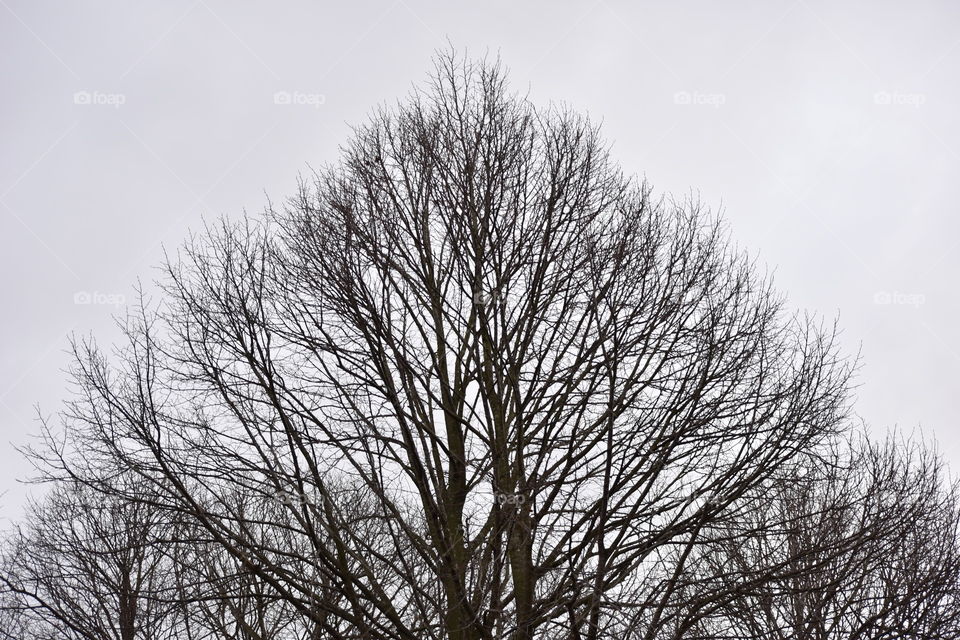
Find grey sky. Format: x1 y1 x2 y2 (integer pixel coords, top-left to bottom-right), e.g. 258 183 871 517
2 0 959 522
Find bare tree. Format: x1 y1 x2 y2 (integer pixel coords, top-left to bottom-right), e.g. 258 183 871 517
31 51 856 640
169 486 359 640
0 586 40 640
688 433 960 640
0 478 181 640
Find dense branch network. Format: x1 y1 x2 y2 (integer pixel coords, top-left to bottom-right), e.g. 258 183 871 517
1 51 957 640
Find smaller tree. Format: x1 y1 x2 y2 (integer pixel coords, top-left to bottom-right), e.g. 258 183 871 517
169 486 341 640
0 478 181 640
693 434 960 640
0 588 40 640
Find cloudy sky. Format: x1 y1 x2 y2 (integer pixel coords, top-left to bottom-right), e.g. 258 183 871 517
2 0 958 521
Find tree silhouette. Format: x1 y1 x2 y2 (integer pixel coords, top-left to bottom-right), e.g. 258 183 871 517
8 51 955 640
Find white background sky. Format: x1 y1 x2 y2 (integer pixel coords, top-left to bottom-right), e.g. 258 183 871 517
2 0 959 522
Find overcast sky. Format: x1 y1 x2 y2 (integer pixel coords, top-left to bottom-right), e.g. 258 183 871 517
2 0 959 522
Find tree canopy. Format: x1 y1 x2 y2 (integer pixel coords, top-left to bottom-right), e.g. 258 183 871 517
2 51 957 640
